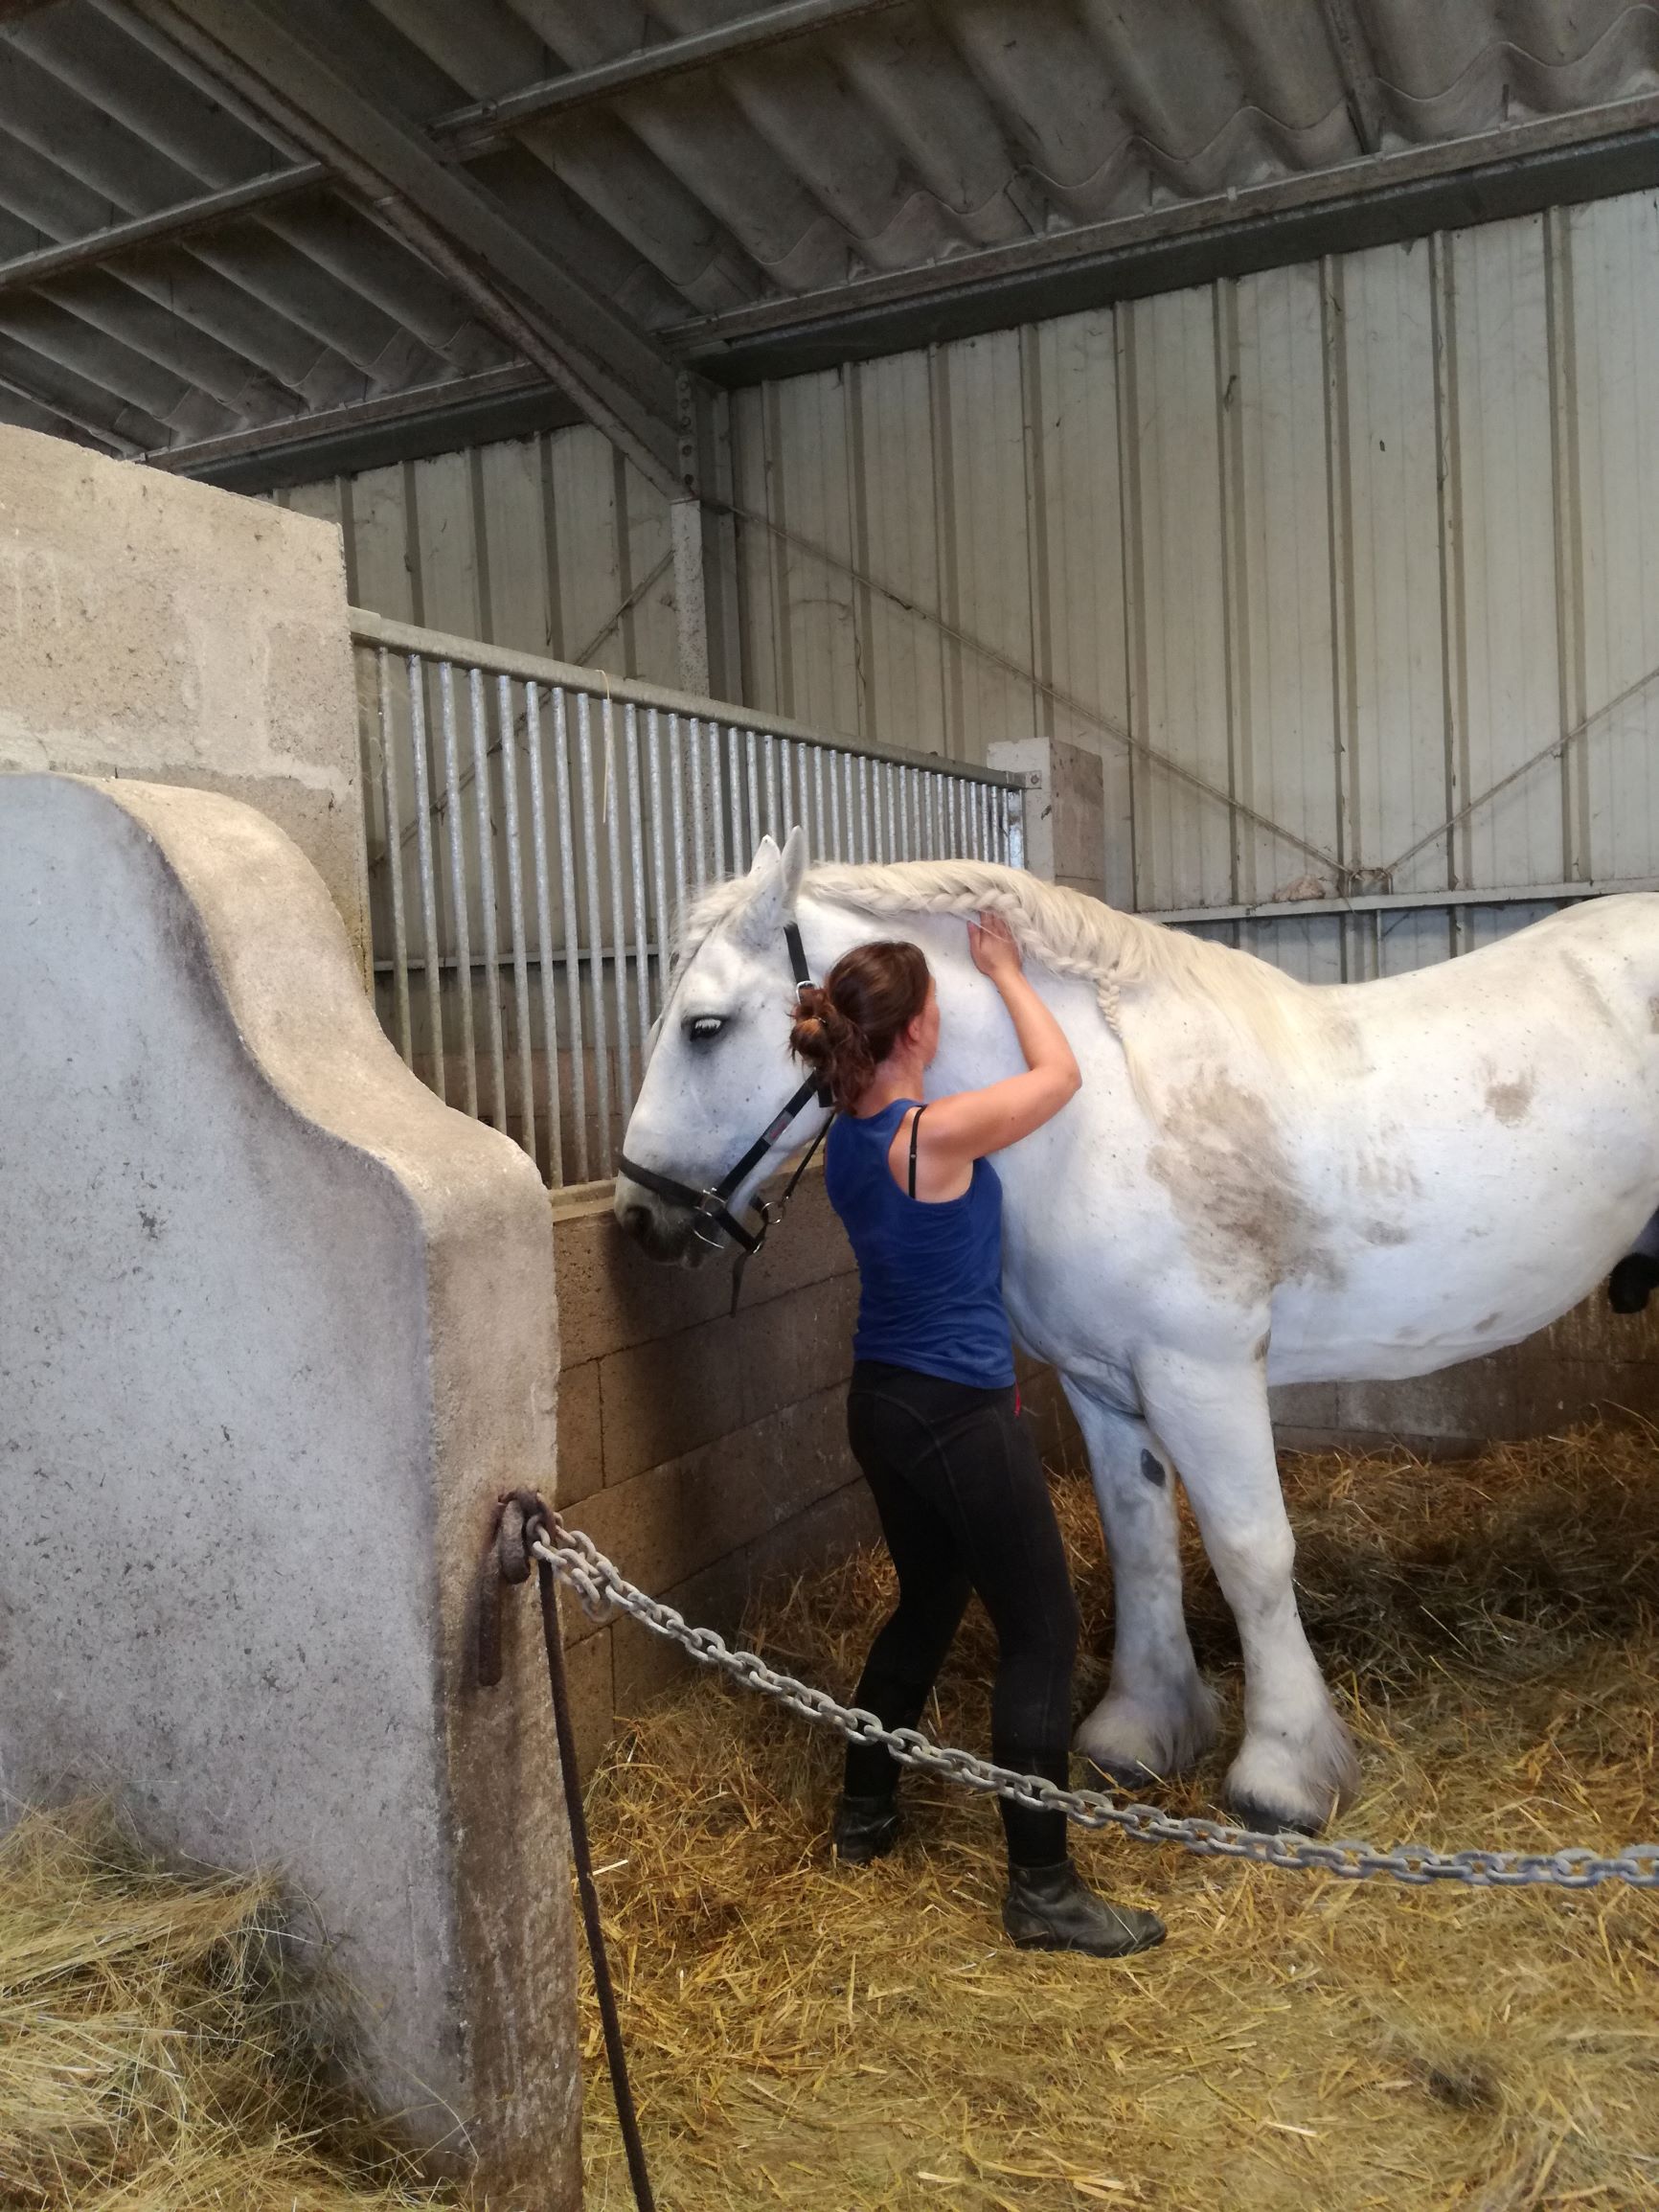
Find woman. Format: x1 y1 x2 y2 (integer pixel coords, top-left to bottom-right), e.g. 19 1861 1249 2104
790 914 1165 1959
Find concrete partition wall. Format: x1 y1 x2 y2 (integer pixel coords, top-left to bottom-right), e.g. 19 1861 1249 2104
0 775 579 2201
0 424 368 973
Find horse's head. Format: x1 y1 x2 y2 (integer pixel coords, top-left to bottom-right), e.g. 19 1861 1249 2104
615 826 830 1265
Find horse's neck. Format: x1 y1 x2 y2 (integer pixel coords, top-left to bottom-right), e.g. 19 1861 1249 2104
797 891 1082 1099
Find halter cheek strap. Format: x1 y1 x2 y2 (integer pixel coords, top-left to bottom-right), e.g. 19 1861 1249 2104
618 916 834 1266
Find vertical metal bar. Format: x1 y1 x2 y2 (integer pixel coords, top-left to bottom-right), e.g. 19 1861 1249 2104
778 736 793 842
375 649 413 1067
439 662 479 1121
730 725 752 862
837 750 852 862
554 689 588 1181
667 714 688 937
577 691 609 1175
857 754 872 861
469 668 508 1129
406 653 445 1105
688 715 706 894
496 673 537 1169
525 681 565 1186
744 728 761 860
883 761 897 862
813 743 827 865
903 766 917 861
625 703 652 1071
649 710 673 1015
715 724 732 878
602 695 634 1149
764 731 780 841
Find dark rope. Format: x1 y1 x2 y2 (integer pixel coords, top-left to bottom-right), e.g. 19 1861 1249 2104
480 1493 656 2212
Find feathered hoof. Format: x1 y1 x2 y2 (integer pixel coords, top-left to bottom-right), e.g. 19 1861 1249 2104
1074 1680 1219 1793
1608 1254 1659 1314
1224 1715 1359 1837
1228 1793 1329 1838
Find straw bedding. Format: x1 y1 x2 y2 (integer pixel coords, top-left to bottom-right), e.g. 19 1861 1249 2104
578 1422 1659 2211
4 1424 1656 2210
0 1813 448 2211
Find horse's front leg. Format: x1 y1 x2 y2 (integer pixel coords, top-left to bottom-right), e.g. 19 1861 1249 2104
1060 1376 1218 1787
1136 1346 1359 1834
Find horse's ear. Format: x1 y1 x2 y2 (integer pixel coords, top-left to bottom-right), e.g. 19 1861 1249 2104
780 823 808 911
736 834 785 947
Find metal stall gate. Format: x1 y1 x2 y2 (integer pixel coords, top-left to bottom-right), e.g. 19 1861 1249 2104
351 608 1027 1188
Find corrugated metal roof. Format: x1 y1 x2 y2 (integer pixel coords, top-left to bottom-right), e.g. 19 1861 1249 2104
7 0 1659 477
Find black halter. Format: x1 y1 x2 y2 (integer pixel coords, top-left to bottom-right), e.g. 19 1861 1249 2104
619 920 834 1276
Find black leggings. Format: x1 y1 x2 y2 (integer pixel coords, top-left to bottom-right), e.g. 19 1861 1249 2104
843 1360 1080 1868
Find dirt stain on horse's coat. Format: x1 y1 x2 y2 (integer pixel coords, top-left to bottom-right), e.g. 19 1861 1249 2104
1148 1067 1338 1295
1486 1075 1534 1126
1360 1219 1410 1247
1140 1448 1167 1488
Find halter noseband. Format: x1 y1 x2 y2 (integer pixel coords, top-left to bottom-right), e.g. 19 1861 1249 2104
619 919 833 1266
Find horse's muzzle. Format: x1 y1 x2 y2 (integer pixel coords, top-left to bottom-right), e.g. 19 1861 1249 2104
612 1174 714 1266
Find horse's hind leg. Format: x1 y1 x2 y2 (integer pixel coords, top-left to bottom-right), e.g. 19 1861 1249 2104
1135 1346 1359 1834
1061 1377 1218 1788
1608 1208 1659 1312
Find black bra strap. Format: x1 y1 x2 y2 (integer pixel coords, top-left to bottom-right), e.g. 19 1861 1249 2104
907 1104 926 1199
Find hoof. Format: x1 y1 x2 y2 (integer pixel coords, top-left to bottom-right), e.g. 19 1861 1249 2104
1082 1756 1165 1798
1224 1713 1358 1837
1228 1794 1327 1838
1608 1254 1659 1315
1074 1681 1219 1791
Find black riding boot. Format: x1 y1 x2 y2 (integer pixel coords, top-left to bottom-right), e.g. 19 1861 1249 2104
832 1791 902 1865
1002 1859 1166 1957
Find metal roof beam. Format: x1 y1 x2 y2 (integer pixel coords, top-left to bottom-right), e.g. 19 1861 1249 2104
105 0 687 496
149 361 584 487
675 97 1659 383
0 164 326 295
432 0 914 153
1317 0 1386 156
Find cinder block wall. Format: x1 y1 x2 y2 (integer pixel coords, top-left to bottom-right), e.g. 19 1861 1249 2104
551 1174 878 1771
1017 1292 1659 1471
1270 1291 1659 1454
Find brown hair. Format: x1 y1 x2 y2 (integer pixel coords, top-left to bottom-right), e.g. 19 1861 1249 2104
790 940 931 1113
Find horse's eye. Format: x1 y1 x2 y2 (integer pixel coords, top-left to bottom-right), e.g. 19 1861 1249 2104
686 1015 726 1042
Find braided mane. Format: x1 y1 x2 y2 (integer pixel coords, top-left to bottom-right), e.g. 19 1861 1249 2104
680 859 1301 1048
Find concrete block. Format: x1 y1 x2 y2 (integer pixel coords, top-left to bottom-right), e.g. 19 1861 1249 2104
557 1357 605 1504
735 1273 860 1428
552 1165 853 1371
988 735 1106 901
0 776 578 2201
0 426 368 974
612 1478 879 1722
1336 1356 1523 1447
558 1623 616 1786
569 1384 857 1598
1269 1382 1342 1435
598 1311 750 1485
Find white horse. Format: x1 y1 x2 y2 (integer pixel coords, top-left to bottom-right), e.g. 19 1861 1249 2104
616 829 1659 1833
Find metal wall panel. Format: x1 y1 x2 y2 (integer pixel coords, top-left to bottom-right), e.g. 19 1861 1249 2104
289 184 1659 977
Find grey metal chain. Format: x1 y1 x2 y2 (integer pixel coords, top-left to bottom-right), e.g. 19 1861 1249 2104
532 1517 1659 1891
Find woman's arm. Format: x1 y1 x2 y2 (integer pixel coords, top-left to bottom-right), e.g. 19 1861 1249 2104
920 913 1080 1166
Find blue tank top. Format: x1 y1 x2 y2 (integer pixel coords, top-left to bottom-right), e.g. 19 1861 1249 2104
824 1098 1015 1391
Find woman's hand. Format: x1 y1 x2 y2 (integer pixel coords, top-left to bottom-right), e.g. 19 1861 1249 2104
967 909 1022 979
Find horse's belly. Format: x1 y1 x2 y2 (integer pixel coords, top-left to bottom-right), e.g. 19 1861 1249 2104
1267 1135 1659 1383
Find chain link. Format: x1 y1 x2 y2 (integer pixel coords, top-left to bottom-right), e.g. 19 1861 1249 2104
531 1516 1659 1891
